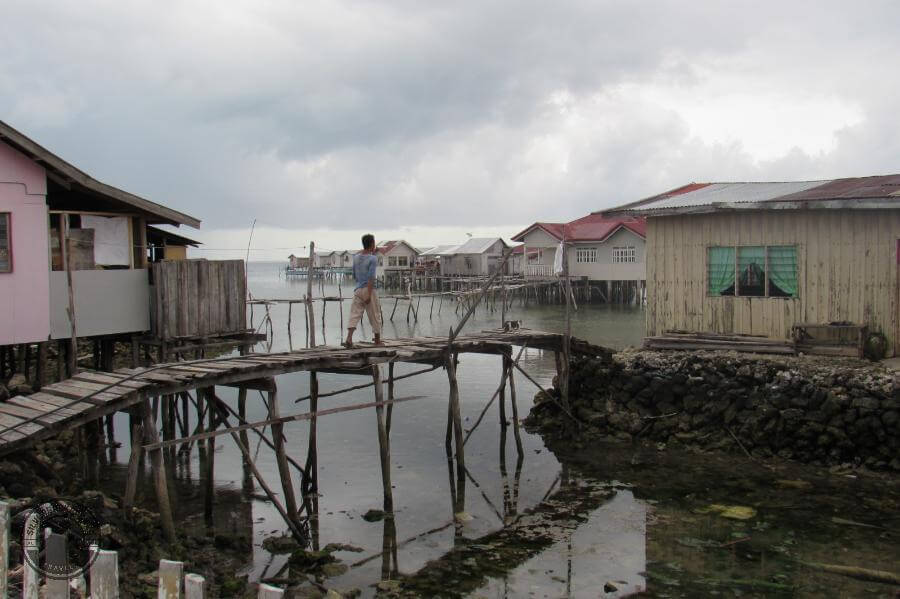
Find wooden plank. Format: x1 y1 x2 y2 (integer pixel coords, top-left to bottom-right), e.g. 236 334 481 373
45 532 69 597
24 391 95 413
0 402 57 426
73 371 152 389
42 385 120 404
0 412 44 434
158 559 183 598
6 396 81 422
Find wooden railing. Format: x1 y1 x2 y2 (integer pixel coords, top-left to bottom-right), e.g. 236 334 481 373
524 264 554 278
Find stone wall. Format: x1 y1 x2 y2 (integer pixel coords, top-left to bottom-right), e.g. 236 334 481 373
524 350 900 471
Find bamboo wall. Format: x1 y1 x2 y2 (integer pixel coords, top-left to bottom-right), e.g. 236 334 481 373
151 259 247 340
645 209 900 355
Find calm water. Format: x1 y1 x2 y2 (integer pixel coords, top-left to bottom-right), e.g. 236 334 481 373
102 264 899 597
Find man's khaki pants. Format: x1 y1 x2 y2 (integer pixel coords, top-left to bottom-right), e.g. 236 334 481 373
348 287 383 335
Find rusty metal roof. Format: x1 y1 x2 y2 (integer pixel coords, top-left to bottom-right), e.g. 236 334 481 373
605 175 900 217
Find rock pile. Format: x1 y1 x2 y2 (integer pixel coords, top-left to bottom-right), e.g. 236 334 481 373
525 350 900 471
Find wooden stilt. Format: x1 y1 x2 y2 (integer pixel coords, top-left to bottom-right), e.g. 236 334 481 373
498 355 507 427
123 411 143 511
204 388 216 524
305 372 319 497
307 242 316 347
142 398 176 543
85 419 101 484
507 355 524 456
445 352 465 481
34 342 47 391
269 385 300 525
105 414 116 463
371 365 393 513
386 362 395 436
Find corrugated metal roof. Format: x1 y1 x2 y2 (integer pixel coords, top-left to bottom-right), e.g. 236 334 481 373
443 237 506 255
420 244 459 256
636 181 831 210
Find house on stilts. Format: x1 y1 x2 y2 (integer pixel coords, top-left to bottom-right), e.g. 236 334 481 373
0 120 259 387
605 177 900 357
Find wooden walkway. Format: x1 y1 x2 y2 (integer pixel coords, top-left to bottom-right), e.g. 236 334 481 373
0 329 608 458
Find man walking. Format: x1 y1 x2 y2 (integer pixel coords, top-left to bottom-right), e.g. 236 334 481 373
344 233 384 347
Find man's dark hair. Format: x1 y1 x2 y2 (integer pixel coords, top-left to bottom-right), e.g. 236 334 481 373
362 234 375 249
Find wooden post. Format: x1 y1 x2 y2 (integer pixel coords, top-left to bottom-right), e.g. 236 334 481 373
89 547 119 599
307 242 316 347
204 388 216 524
34 341 47 391
0 501 8 599
61 215 78 376
85 419 101 485
142 399 176 543
237 387 252 492
158 559 184 599
507 354 524 456
372 365 393 513
185 573 206 599
445 352 465 481
386 362 395 436
498 355 507 427
305 372 319 496
269 385 300 526
124 411 143 511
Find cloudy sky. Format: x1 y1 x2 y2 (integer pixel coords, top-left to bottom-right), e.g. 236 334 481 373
3 1 898 259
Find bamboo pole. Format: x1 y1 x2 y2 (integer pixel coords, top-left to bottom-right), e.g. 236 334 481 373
305 371 319 497
386 362 395 436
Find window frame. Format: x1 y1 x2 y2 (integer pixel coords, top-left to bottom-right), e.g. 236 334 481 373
0 212 10 273
388 256 397 267
397 255 408 267
612 246 636 263
706 244 799 299
575 247 597 263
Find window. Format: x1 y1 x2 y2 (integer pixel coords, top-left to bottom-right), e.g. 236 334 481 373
576 247 597 263
0 213 10 272
612 246 635 263
378 256 383 266
388 256 397 266
707 245 797 297
397 256 408 267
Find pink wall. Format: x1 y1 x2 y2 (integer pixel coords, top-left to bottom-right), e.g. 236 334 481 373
0 141 50 345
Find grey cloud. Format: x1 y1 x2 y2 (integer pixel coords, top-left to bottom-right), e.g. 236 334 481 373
2 1 899 231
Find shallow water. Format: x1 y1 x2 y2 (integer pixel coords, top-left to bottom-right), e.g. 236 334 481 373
100 263 899 597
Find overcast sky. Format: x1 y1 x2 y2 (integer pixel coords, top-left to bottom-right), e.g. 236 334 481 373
3 1 898 259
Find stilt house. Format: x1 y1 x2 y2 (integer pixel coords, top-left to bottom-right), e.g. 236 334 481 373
605 177 900 357
0 120 252 373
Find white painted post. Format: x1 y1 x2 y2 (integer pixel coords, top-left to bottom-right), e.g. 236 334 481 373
23 511 40 599
158 559 184 599
184 573 206 599
0 501 8 599
89 546 119 598
257 583 285 598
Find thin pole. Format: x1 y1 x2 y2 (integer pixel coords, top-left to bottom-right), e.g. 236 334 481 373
269 386 300 527
142 398 176 542
372 366 393 513
61 216 78 376
307 242 317 347
204 388 216 524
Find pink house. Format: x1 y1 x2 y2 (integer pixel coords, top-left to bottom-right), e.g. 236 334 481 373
0 120 200 348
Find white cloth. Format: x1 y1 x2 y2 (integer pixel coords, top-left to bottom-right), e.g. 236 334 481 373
81 215 130 266
553 240 564 275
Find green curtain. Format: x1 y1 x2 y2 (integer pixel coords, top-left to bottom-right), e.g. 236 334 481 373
737 246 766 296
707 247 735 295
768 245 798 296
